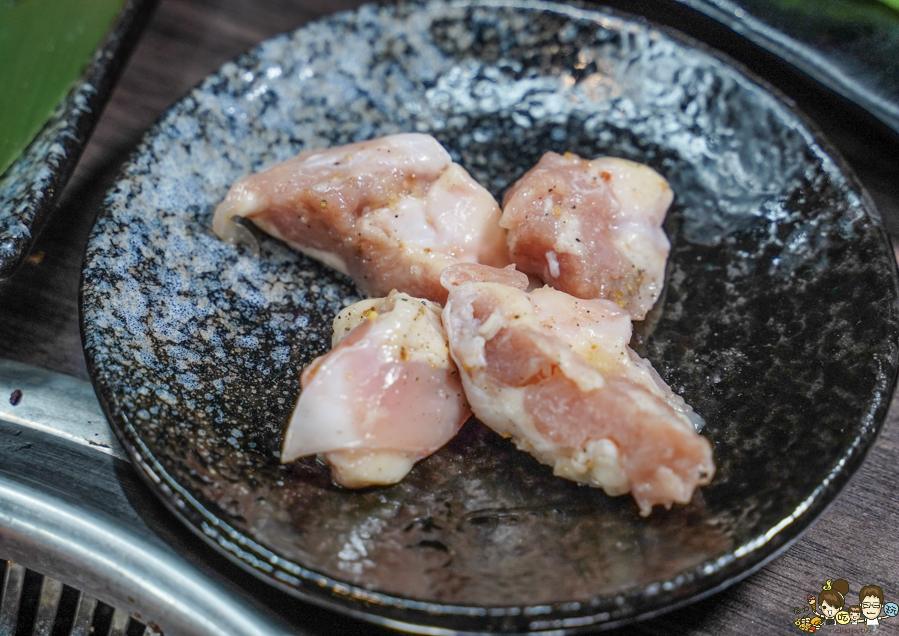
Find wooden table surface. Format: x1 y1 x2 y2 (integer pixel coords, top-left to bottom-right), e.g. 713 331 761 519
1 0 897 634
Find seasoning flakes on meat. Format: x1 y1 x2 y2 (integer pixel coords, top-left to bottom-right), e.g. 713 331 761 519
282 291 471 488
441 263 714 515
501 152 673 319
213 133 508 303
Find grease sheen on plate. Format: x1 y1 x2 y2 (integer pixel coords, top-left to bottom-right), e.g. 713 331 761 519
80 1 899 633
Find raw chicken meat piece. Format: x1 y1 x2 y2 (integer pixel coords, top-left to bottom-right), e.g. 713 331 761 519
501 152 673 319
282 291 471 487
441 263 713 515
213 133 508 303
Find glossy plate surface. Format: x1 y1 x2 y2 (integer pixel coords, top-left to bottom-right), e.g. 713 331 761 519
80 1 899 632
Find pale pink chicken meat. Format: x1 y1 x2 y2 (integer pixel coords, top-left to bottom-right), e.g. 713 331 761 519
501 152 673 319
282 291 471 487
213 133 508 304
441 263 713 515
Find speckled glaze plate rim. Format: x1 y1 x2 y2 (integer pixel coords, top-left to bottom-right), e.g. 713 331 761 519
79 0 899 633
0 0 158 280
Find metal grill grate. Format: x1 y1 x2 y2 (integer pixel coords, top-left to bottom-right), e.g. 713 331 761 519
0 560 162 636
0 361 298 636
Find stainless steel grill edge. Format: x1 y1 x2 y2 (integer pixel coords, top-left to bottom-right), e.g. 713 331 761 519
0 360 298 636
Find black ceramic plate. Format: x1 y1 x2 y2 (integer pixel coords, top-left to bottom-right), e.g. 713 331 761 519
0 0 157 279
80 1 899 633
